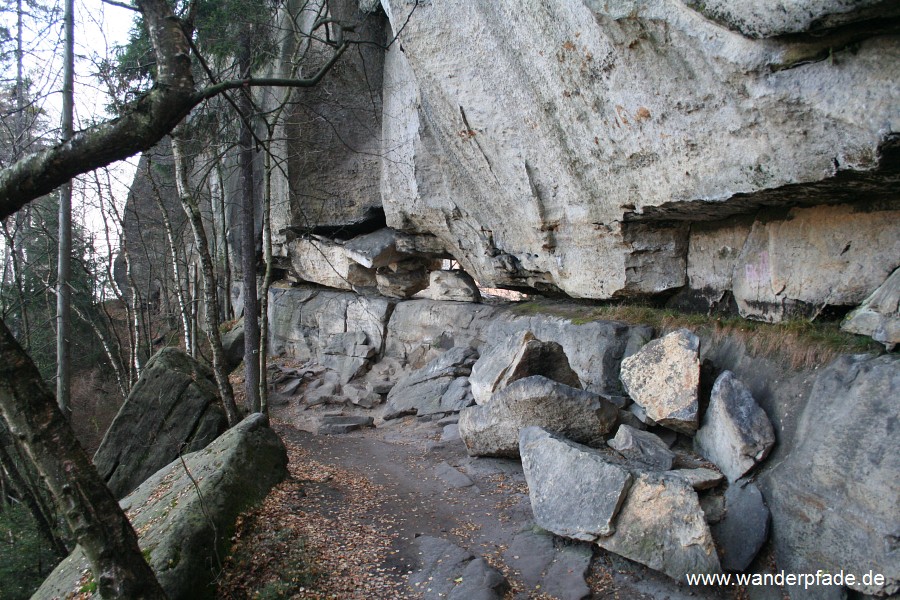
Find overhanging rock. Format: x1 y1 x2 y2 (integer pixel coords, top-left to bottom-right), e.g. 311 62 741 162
378 0 900 312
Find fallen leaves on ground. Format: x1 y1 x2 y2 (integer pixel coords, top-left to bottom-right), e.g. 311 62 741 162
217 421 411 599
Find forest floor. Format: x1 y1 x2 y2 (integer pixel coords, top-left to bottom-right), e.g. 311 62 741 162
216 377 748 600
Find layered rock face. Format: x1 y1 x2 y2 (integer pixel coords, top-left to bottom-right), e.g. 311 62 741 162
121 0 900 327
375 0 899 317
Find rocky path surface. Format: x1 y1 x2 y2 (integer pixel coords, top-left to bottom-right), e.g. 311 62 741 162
219 386 741 600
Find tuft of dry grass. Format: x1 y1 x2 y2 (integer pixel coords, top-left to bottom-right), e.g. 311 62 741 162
511 299 882 370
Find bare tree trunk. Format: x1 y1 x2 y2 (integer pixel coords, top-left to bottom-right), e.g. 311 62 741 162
0 465 6 512
171 131 240 426
0 318 168 599
124 250 144 381
0 436 69 558
190 264 199 359
94 170 133 395
238 50 261 414
56 0 75 418
146 160 193 354
0 221 31 348
211 157 232 321
72 302 129 399
258 140 274 415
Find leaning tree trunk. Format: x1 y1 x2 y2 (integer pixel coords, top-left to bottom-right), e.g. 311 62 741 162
0 435 69 558
0 318 168 599
171 130 240 426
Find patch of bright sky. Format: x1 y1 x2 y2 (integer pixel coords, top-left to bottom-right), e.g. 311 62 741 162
6 0 142 263
70 1 140 247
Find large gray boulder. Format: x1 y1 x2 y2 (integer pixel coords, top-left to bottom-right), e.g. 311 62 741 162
842 266 900 349
470 330 582 405
286 236 377 291
619 329 700 434
764 354 900 597
93 347 227 499
220 317 245 372
343 227 406 268
420 269 482 302
502 527 593 600
35 414 287 600
519 427 720 581
456 310 653 399
375 258 437 298
383 346 479 419
607 424 675 471
382 299 501 368
599 470 721 580
712 480 770 572
695 370 775 482
520 427 633 541
459 376 618 457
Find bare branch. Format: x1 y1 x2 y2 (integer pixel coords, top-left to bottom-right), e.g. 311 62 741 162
192 42 351 105
101 0 139 12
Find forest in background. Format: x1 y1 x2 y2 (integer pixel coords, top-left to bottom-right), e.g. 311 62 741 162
0 1 389 597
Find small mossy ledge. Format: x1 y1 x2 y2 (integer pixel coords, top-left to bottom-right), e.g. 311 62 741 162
510 298 883 370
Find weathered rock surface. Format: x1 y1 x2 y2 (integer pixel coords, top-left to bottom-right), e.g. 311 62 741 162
343 383 383 408
520 427 632 541
318 414 375 435
470 330 582 405
379 298 651 397
221 317 245 372
436 308 653 398
681 0 900 38
764 353 900 596
712 480 770 572
620 329 700 434
268 285 395 360
320 330 376 383
344 228 407 268
607 424 675 471
36 414 287 600
520 427 720 580
379 0 900 310
383 299 501 367
384 346 478 419
460 376 618 457
688 206 900 322
503 527 593 600
670 468 724 491
434 461 475 488
598 471 721 580
93 347 227 499
420 269 482 302
408 536 509 600
842 266 900 349
286 236 377 291
375 258 436 298
695 370 775 482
